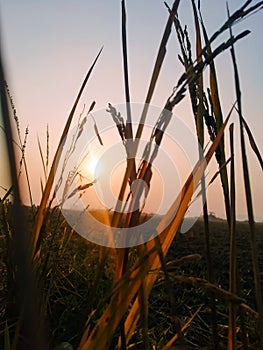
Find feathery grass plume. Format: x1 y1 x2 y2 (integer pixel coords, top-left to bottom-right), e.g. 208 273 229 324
5 83 33 206
55 101 98 207
227 3 263 345
32 48 103 257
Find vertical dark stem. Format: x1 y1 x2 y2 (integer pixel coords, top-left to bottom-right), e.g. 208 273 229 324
0 43 49 349
228 12 263 343
228 123 237 350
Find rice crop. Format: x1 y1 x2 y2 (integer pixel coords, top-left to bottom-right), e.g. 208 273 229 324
0 1 262 349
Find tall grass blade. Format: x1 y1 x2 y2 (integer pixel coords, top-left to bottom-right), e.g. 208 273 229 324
111 0 181 229
241 114 263 170
79 113 230 349
227 5 263 344
123 106 233 345
199 14 231 226
114 7 135 338
173 2 220 344
0 39 49 350
136 0 180 132
121 0 132 134
228 123 237 350
37 136 47 183
4 321 11 350
161 306 202 350
32 47 103 256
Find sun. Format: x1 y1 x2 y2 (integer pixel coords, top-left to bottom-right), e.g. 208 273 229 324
87 153 98 177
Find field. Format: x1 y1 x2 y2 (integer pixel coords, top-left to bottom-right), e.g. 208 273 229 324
1 1 263 349
1 208 262 349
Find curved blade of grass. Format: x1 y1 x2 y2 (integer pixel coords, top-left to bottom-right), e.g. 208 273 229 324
32 47 103 256
79 112 230 350
123 107 232 345
241 113 263 170
136 0 181 133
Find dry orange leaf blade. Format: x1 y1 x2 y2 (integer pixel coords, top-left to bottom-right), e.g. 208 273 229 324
80 110 231 350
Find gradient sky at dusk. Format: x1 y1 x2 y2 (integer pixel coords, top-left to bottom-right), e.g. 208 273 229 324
0 1 262 220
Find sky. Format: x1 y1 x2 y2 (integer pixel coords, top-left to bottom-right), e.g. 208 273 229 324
0 0 262 221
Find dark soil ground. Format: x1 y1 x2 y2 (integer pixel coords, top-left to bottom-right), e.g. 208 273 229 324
147 217 263 349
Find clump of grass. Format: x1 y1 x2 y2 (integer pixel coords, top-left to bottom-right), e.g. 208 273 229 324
0 1 262 349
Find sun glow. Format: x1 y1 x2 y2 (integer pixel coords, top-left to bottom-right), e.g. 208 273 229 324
87 153 98 177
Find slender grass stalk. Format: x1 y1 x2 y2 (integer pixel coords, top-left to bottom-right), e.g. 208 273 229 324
138 281 151 350
79 113 230 349
111 0 180 229
199 15 231 227
0 39 49 350
228 123 237 350
5 84 34 207
37 136 47 184
228 5 263 344
117 3 135 347
171 1 222 345
240 114 263 170
154 235 181 336
161 306 202 350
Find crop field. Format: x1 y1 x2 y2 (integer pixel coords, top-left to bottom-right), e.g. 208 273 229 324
0 1 263 349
